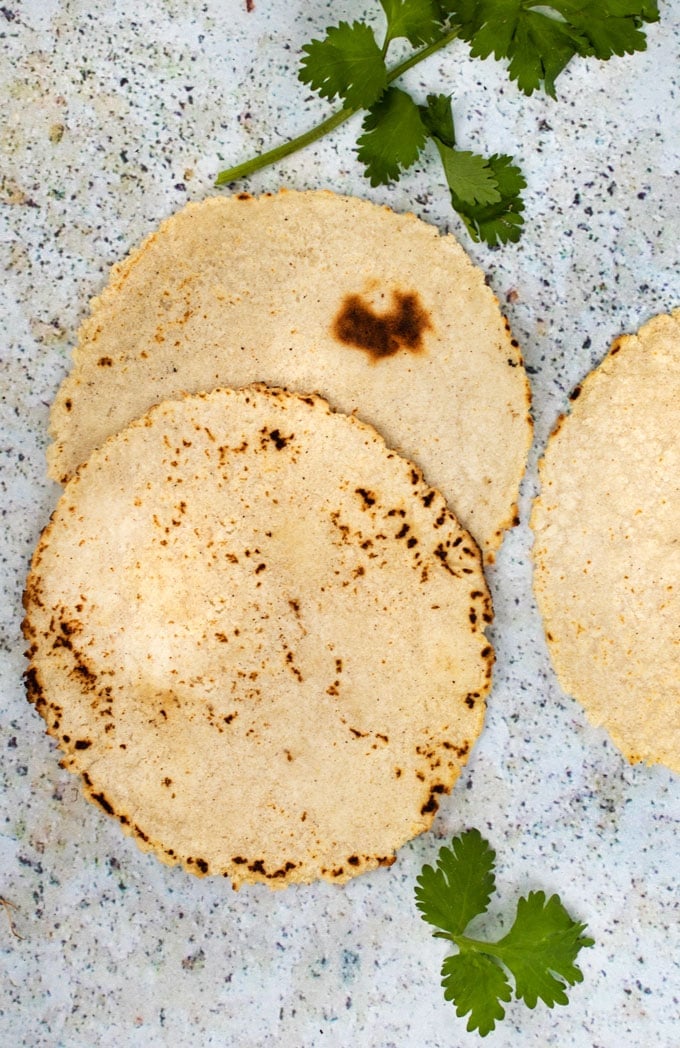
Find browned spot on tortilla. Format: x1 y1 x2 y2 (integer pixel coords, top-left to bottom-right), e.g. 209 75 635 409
91 791 115 815
332 290 431 361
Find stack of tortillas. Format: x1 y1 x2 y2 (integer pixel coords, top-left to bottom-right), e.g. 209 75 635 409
23 190 533 886
532 310 679 774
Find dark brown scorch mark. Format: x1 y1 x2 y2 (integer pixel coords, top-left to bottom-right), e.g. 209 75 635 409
332 290 432 361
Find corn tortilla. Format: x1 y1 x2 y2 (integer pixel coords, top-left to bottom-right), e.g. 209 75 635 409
47 190 531 560
531 310 680 773
24 386 494 887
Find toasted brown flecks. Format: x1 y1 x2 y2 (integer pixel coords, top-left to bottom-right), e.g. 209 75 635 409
91 791 115 815
74 739 92 750
420 793 439 816
98 356 113 367
71 660 98 688
285 650 303 682
355 487 376 508
569 384 582 401
24 665 43 706
268 861 297 880
433 544 458 577
262 427 293 450
377 855 396 868
332 289 432 361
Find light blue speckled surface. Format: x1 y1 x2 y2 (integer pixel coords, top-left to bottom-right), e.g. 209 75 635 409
1 3 679 1046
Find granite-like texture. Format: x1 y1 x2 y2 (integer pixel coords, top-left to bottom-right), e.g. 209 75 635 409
1 2 679 1045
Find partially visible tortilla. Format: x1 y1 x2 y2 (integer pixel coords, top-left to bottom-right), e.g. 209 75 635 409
531 310 680 773
47 190 532 560
24 385 494 887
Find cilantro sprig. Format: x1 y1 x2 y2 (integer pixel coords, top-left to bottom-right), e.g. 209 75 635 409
216 1 658 246
415 829 594 1036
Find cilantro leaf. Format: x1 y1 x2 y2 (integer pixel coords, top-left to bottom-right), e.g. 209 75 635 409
441 953 512 1036
418 94 524 245
299 21 388 110
435 143 502 207
496 891 595 1009
419 92 456 148
356 87 428 186
380 0 446 47
451 154 526 246
415 829 594 1037
415 827 495 937
447 0 659 97
554 0 660 61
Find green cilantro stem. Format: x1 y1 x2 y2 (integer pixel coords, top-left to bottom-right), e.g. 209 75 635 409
215 106 351 185
215 27 459 186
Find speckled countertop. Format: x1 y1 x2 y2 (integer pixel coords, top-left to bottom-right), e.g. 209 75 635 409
1 3 679 1046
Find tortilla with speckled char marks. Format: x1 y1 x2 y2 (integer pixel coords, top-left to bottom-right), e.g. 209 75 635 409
24 385 494 888
531 310 680 773
47 190 532 561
